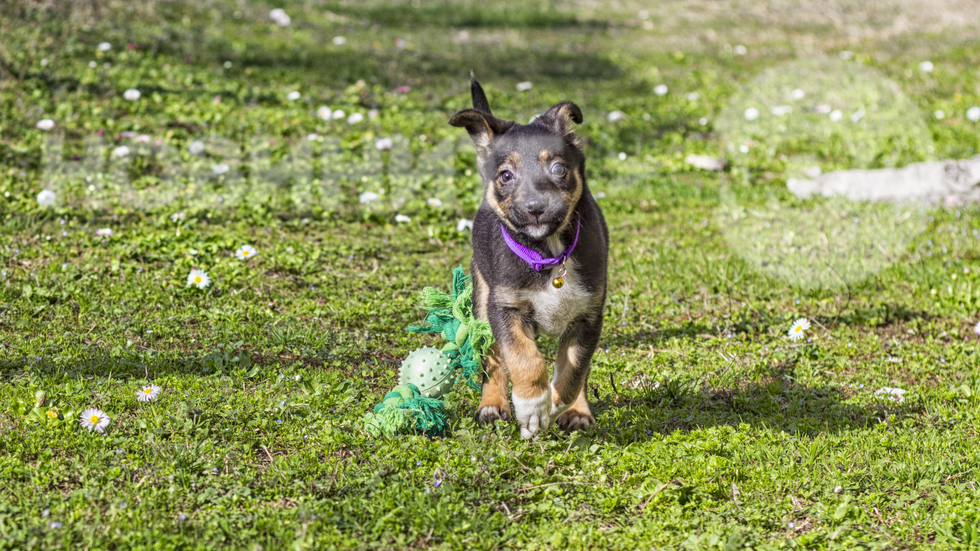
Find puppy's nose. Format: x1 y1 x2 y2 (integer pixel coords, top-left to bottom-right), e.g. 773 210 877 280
524 198 546 217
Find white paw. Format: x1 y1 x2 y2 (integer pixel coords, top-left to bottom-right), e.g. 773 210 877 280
513 385 570 439
512 388 552 439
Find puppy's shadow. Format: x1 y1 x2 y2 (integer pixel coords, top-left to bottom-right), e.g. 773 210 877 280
588 376 908 445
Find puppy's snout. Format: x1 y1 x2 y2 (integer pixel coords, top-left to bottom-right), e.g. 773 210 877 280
524 197 547 217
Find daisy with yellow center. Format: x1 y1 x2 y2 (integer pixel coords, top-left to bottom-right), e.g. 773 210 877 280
787 317 811 341
235 245 258 260
137 384 162 402
80 408 110 433
187 268 210 289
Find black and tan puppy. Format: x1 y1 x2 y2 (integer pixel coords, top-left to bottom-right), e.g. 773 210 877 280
450 79 608 439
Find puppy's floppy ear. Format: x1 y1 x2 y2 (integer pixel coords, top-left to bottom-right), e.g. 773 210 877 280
539 101 584 140
449 109 513 155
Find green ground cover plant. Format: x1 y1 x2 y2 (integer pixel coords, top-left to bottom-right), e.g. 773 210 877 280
1 0 979 549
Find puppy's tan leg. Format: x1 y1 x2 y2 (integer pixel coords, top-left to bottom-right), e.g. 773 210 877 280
553 320 601 432
501 316 554 439
475 342 512 423
473 267 512 423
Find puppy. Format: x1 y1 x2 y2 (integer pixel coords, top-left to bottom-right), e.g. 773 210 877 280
449 79 608 439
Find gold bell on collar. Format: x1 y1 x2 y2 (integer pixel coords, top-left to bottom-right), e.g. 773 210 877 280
552 265 566 289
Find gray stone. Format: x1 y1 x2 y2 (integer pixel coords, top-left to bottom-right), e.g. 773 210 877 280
787 156 980 204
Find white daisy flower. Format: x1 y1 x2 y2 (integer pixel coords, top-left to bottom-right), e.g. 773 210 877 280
235 244 258 260
967 106 980 122
187 268 210 289
733 44 747 55
113 145 130 157
874 387 906 403
137 384 162 402
37 190 57 206
974 320 980 336
770 105 792 116
516 81 533 92
80 408 110 433
743 107 759 121
95 228 113 237
346 112 364 124
170 212 185 222
918 60 934 73
358 191 378 204
839 50 854 60
332 36 347 45
135 134 151 143
653 84 668 96
829 109 843 122
331 109 346 120
212 163 230 175
685 92 700 101
269 9 290 27
36 119 55 131
427 197 443 207
375 137 393 150
814 104 832 114
97 42 112 52
123 89 141 101
188 140 205 155
317 106 332 120
934 110 945 119
787 317 810 341
307 133 319 141
850 108 866 122
287 91 301 101
789 88 805 100
394 214 411 223
606 111 625 122
456 218 473 232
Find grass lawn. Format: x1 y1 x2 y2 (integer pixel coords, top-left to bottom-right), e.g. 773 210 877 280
2 0 980 549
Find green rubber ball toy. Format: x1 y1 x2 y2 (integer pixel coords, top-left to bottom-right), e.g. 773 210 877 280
398 346 455 399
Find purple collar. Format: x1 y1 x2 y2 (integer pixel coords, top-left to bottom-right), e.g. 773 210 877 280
500 217 582 271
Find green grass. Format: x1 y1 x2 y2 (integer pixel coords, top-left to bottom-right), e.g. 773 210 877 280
2 0 980 549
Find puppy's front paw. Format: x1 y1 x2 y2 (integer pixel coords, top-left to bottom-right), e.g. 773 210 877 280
513 388 554 439
475 404 511 424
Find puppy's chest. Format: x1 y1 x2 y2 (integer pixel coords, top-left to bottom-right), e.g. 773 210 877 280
513 263 594 338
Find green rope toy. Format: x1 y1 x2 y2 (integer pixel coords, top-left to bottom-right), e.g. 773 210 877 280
363 266 493 437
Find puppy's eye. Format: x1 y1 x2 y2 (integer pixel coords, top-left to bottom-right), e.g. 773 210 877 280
498 170 514 184
550 162 566 176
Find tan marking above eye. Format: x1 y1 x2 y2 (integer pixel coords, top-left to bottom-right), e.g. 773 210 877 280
507 152 521 168
539 150 551 162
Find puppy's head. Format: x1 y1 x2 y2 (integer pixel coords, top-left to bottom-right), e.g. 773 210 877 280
450 79 585 241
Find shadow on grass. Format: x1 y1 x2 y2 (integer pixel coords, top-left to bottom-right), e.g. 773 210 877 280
594 317 918 443
591 377 905 445
196 44 624 90
139 3 624 89
320 2 608 30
